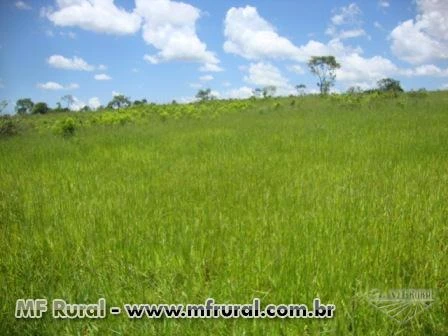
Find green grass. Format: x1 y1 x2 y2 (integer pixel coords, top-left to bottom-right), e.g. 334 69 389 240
1 94 447 335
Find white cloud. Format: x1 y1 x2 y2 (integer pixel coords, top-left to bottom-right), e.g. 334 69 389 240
224 6 303 61
224 6 361 62
88 97 101 110
37 81 79 90
98 64 107 71
199 75 213 82
94 73 112 81
224 86 254 99
244 62 295 95
15 1 31 10
390 0 448 64
441 83 448 90
48 55 95 71
402 64 448 77
136 0 221 72
326 4 366 41
336 54 398 86
331 3 362 26
112 91 122 97
378 0 390 8
70 97 87 111
44 0 141 35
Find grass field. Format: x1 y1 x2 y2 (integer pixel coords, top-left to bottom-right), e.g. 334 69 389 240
1 93 447 335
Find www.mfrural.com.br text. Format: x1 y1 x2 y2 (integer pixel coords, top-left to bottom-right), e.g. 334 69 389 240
15 298 335 320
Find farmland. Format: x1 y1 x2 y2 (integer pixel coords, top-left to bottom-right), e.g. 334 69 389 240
1 92 447 335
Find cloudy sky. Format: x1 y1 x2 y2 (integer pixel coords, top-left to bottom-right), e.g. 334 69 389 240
0 0 447 111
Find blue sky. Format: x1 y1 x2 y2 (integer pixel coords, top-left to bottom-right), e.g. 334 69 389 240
1 0 447 112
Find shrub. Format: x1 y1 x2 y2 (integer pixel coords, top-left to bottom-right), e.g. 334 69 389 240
0 116 19 137
53 117 76 136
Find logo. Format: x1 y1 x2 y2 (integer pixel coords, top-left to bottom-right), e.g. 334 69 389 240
366 289 434 323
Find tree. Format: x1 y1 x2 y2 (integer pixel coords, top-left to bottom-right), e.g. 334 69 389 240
346 86 363 94
0 100 8 114
262 86 276 98
377 78 403 93
252 88 263 98
295 84 306 96
107 95 131 109
308 56 341 95
32 102 49 114
61 95 75 109
15 98 34 115
196 88 214 102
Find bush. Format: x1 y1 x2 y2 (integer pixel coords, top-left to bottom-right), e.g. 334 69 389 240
53 117 76 136
0 116 19 137
32 102 49 114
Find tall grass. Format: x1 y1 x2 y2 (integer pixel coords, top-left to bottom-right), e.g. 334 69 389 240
1 93 447 335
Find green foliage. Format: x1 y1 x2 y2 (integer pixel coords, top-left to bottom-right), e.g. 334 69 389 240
107 95 131 109
53 117 76 136
377 78 404 94
15 98 34 115
0 115 19 137
308 55 341 95
1 92 448 335
32 102 49 114
195 88 216 102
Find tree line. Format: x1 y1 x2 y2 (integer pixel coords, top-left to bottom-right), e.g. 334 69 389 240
1 56 409 115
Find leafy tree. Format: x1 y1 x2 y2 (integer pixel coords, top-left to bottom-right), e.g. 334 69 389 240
107 95 131 109
61 95 75 109
262 86 277 98
308 56 341 95
295 84 306 96
377 78 403 93
15 98 34 115
196 88 214 102
32 102 49 114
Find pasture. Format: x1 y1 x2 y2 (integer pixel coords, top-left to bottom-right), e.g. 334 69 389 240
1 93 447 335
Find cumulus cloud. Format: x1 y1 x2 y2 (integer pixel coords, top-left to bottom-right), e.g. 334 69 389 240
336 54 398 85
15 1 31 10
88 97 101 109
137 0 221 72
390 0 448 64
224 6 303 61
37 82 79 90
224 86 254 99
224 6 361 62
402 64 448 77
48 55 95 71
243 62 295 95
44 0 141 35
94 73 112 80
